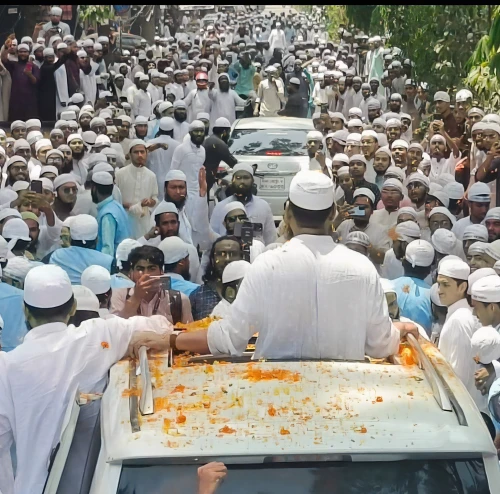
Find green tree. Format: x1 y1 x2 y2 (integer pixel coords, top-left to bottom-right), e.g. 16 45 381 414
465 6 500 111
345 5 376 33
378 5 489 91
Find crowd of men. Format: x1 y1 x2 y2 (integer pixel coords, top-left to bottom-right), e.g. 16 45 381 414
1 5 500 494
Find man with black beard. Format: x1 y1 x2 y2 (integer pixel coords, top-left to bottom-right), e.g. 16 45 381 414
203 117 238 193
209 74 246 124
67 133 89 184
3 156 29 188
209 163 277 245
172 100 190 142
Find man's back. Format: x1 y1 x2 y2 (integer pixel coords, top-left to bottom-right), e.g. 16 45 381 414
0 283 27 352
207 235 398 360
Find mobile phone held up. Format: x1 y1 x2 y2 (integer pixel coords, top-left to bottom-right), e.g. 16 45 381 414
151 275 171 291
30 180 43 194
349 205 366 217
25 61 33 71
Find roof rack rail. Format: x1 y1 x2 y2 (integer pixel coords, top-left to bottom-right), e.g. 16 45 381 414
406 334 453 413
139 346 154 415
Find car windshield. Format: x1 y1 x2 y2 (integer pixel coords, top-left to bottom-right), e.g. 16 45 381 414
117 459 490 494
228 129 308 157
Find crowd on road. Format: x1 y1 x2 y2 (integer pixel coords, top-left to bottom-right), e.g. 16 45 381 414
1 4 500 494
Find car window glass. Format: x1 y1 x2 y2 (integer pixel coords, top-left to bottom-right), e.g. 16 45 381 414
229 129 308 156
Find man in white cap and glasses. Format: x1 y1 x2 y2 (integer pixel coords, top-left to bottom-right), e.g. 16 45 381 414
48 214 113 284
254 66 286 117
435 257 485 407
380 220 421 281
392 239 434 334
115 140 158 239
39 6 71 39
452 182 491 241
146 117 180 202
462 224 489 259
210 163 277 246
0 264 174 494
129 171 418 361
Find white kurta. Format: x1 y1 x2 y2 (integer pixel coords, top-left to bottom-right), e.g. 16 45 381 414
152 200 193 245
380 248 404 280
209 89 246 124
132 89 152 118
267 29 286 52
172 120 190 143
169 139 206 199
452 216 485 242
438 298 486 411
115 164 159 239
336 219 392 251
1 315 171 494
146 135 180 201
207 235 399 360
255 79 285 117
80 61 99 106
184 89 211 123
429 155 458 183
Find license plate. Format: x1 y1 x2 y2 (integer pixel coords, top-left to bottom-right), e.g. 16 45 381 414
259 177 285 190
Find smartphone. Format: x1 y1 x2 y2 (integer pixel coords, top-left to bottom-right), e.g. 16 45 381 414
26 61 33 71
113 118 122 127
119 96 128 102
105 95 114 103
30 180 43 194
151 275 171 291
234 222 254 245
433 113 443 121
349 205 366 217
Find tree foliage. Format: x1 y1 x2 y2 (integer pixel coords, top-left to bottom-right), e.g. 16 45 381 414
377 5 489 91
324 6 348 41
345 5 375 33
465 6 500 111
79 5 115 25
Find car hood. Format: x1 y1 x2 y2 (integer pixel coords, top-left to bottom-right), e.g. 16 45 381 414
235 154 308 174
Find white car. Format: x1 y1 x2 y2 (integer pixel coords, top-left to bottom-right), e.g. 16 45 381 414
228 117 314 221
44 337 500 493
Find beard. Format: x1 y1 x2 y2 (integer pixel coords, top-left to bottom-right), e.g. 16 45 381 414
174 112 187 123
165 192 186 210
72 149 85 160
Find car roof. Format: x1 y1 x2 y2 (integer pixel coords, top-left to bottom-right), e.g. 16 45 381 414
101 340 495 463
232 117 314 131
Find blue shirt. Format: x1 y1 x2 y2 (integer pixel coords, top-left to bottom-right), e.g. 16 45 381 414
393 276 432 334
167 273 200 297
231 61 256 97
0 282 27 351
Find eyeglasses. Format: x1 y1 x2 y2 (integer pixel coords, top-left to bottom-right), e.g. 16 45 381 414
226 214 247 222
61 186 78 194
10 164 27 172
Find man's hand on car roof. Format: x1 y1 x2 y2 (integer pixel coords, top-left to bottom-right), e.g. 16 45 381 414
198 462 227 494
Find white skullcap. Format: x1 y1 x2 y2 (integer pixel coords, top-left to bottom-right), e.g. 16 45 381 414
93 42 102 51
485 207 500 221
13 139 29 151
10 120 26 131
56 42 67 50
349 154 367 165
196 112 210 121
232 163 254 177
430 134 446 144
5 156 27 171
41 177 54 192
468 182 491 203
495 261 500 275
92 171 113 186
70 214 98 243
92 163 113 174
156 117 174 132
395 221 421 242
346 133 361 145
94 134 111 147
17 44 30 52
430 283 445 307
385 166 405 182
0 208 21 223
164 170 187 183
307 130 324 141
173 100 186 109
24 265 72 308
381 178 404 194
405 239 435 268
289 171 335 211
116 238 141 269
471 274 500 304
50 128 64 137
46 149 64 160
353 187 375 204
77 50 88 58
428 206 455 225
128 139 146 154
81 265 111 295
456 89 473 102
438 257 470 280
471 326 500 365
348 107 363 117
27 130 43 145
337 166 350 177
223 201 247 218
468 241 488 256
433 91 450 103
154 201 178 217
138 73 149 82
438 174 457 188
50 6 63 15
188 120 205 132
158 102 173 114
428 187 450 209
468 268 497 295
214 117 231 128
444 181 464 200
12 181 30 192
347 118 363 128
35 138 52 154
222 260 251 284
345 231 370 248
380 278 396 295
0 235 7 262
73 285 100 312
408 142 424 152
397 207 418 220
67 133 83 144
3 218 31 251
332 153 349 164
431 228 458 255
463 224 488 242
361 130 378 140
43 47 55 57
90 117 105 128
25 119 41 129
485 240 500 261
386 118 401 128
483 114 500 125
391 139 409 150
159 236 189 264
373 117 387 128
70 92 85 104
54 173 78 190
4 257 36 283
